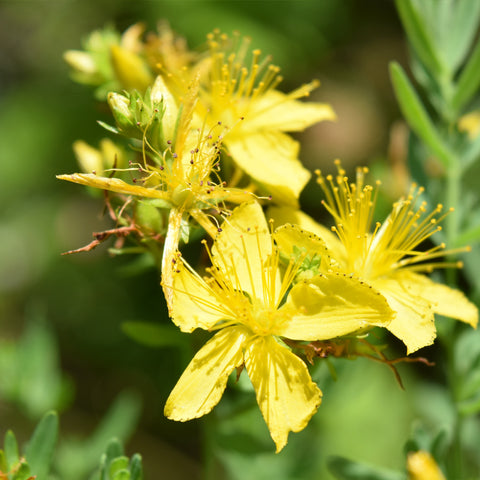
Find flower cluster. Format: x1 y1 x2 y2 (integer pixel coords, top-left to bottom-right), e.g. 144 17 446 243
59 23 477 452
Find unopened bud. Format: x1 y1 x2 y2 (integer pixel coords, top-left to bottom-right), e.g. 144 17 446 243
110 44 153 92
108 92 135 131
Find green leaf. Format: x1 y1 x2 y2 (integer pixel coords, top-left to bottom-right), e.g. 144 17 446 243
85 391 141 464
24 411 59 480
395 0 444 77
129 454 143 480
390 61 454 168
97 120 120 135
113 471 131 480
0 450 7 473
104 438 124 461
444 0 480 74
14 461 32 480
122 321 185 348
109 456 130 476
4 430 19 470
328 455 406 480
452 39 480 113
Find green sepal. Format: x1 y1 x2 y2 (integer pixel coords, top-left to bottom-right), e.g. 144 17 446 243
138 198 173 210
98 120 121 135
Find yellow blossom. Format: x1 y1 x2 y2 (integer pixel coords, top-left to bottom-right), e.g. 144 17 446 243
269 161 478 353
163 201 394 452
407 451 446 480
58 77 252 307
195 31 336 206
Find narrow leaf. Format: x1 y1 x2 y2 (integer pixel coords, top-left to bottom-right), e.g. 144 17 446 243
390 62 454 168
328 455 406 480
24 411 59 480
97 120 120 135
109 456 129 476
445 0 480 73
112 471 131 480
395 0 444 76
4 430 19 470
129 454 143 480
453 39 480 113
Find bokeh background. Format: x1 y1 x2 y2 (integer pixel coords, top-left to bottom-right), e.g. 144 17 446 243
0 1 438 478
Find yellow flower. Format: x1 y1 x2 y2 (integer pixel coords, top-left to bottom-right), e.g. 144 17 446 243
196 31 336 206
269 161 478 353
407 451 445 480
58 78 252 307
163 201 394 452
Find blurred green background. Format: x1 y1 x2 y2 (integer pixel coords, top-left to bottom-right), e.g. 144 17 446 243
0 1 430 478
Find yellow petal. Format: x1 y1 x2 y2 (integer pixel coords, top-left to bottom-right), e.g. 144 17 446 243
167 254 229 332
245 336 321 452
72 140 103 174
165 326 247 421
226 132 310 207
374 274 436 354
282 272 394 340
273 223 333 271
267 205 345 259
398 271 478 328
245 90 336 132
212 202 278 301
56 173 170 201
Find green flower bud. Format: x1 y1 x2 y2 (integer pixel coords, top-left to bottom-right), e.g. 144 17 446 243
107 92 136 133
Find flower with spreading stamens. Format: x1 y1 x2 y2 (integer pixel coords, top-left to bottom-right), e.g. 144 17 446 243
57 77 252 307
269 160 478 353
163 201 394 452
195 31 336 206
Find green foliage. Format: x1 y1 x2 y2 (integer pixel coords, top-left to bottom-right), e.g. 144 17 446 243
0 318 73 420
0 411 58 480
390 62 454 169
55 391 141 480
91 438 143 480
328 456 406 480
